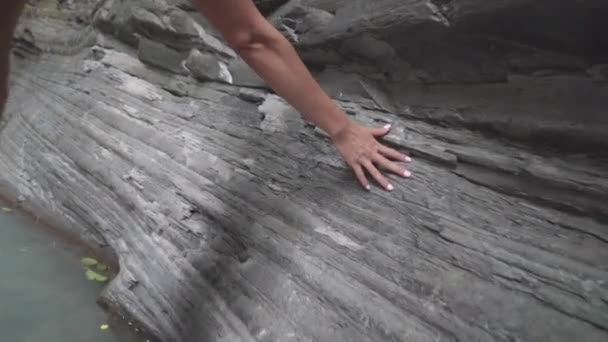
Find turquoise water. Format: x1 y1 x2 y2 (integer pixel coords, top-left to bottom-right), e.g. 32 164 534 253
0 206 138 342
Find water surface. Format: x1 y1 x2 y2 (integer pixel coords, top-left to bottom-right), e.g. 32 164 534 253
0 206 138 342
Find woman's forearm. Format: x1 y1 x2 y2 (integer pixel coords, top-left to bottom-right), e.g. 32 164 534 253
193 0 412 191
235 32 351 136
193 0 351 137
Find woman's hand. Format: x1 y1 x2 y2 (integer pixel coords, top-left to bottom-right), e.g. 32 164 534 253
193 0 411 191
330 121 412 191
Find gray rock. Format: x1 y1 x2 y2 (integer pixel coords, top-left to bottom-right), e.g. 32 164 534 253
3 1 608 342
166 0 195 11
295 7 334 33
227 58 267 88
137 37 189 74
300 0 348 12
298 0 449 46
237 88 267 104
132 7 166 30
183 49 231 83
167 9 203 37
94 0 235 57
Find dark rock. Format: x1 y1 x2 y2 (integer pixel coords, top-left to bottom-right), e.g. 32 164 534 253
587 64 608 81
254 0 290 16
505 48 587 73
298 47 343 67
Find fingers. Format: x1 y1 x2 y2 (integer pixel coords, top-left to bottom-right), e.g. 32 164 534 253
379 145 411 163
357 148 411 191
373 154 411 178
352 164 370 191
370 123 391 137
363 160 393 191
341 122 413 191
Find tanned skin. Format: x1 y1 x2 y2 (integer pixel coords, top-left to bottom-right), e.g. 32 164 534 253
0 0 412 191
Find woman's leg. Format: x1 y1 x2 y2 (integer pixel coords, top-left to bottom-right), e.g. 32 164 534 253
0 0 27 115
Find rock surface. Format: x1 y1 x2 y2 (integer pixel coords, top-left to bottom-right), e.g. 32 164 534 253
1 1 607 341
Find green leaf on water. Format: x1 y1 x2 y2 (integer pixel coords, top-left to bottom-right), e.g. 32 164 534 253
81 257 98 267
95 263 108 272
81 257 110 282
100 324 109 331
85 269 108 282
1 207 12 213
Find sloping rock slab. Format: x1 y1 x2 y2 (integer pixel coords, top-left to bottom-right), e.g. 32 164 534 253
1 1 607 342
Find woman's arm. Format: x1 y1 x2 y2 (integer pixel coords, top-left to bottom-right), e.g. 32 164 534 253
193 0 412 191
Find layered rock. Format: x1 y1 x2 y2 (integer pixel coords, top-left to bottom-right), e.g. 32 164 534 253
1 1 607 341
274 0 608 152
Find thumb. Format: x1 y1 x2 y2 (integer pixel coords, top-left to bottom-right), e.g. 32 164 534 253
371 123 392 137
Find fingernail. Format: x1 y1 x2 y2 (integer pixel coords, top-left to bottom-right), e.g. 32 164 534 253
404 155 412 162
383 124 391 130
365 184 371 191
387 184 394 191
403 170 411 177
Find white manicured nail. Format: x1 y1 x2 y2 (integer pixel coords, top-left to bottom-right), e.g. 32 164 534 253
365 185 371 191
405 155 412 162
403 170 411 177
383 124 391 130
387 184 394 191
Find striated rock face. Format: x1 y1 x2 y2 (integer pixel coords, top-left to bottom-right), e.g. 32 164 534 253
1 0 607 341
